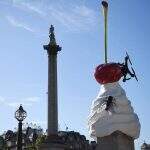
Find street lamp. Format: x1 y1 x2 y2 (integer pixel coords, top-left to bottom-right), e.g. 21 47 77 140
15 105 27 150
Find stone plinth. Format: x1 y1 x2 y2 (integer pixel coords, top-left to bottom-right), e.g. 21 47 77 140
38 143 66 150
38 138 66 150
96 131 134 150
37 136 67 150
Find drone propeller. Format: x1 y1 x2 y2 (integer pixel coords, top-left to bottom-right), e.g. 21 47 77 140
126 52 132 65
131 67 138 82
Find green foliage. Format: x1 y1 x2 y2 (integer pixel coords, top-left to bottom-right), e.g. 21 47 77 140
0 136 7 150
35 134 46 147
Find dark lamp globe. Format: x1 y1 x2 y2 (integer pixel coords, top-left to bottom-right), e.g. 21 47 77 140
15 105 27 122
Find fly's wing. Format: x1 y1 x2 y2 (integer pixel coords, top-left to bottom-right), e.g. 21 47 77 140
126 51 132 65
100 97 108 110
131 67 138 81
100 103 107 110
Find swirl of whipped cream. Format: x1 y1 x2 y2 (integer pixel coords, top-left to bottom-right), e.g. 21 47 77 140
88 82 140 139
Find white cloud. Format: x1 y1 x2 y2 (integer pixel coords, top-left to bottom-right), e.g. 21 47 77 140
30 120 46 126
13 1 46 17
6 15 34 32
73 5 96 19
48 4 96 32
0 96 5 103
23 97 40 103
7 102 32 108
3 0 97 32
21 2 46 16
0 96 40 108
6 102 20 108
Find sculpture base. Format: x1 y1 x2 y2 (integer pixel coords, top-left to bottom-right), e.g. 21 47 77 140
38 143 65 150
37 135 67 150
96 131 135 150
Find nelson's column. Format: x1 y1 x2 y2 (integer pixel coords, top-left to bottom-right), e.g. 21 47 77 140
39 25 65 150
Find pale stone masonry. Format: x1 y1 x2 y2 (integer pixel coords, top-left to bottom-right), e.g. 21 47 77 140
96 131 134 150
47 54 58 135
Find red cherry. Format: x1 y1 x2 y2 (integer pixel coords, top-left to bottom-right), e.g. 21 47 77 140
94 63 123 84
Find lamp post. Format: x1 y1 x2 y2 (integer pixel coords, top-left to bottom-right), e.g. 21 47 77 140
15 105 27 150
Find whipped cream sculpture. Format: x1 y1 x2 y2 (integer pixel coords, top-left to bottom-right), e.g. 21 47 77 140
88 1 140 139
88 81 140 139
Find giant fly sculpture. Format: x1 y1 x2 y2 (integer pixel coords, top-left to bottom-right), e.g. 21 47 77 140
101 96 116 111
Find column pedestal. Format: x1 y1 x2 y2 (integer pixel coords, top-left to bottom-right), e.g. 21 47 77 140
38 143 66 150
37 135 66 150
96 131 135 150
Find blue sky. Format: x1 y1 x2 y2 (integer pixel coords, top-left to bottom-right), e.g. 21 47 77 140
0 0 150 149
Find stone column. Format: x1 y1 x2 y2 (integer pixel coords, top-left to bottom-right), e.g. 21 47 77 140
43 25 61 137
38 26 66 150
47 54 58 135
